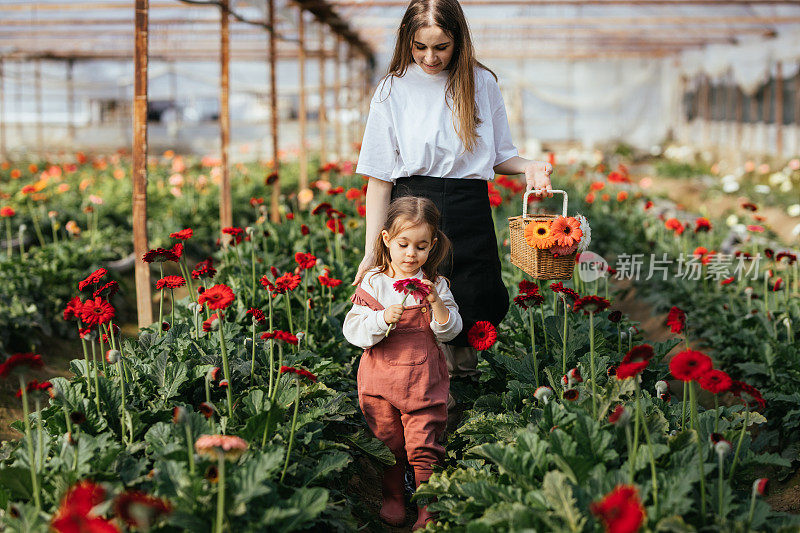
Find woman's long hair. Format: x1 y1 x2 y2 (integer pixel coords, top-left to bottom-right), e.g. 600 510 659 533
370 196 451 283
382 0 496 154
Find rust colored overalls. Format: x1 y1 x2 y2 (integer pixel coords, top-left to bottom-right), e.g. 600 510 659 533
351 286 449 485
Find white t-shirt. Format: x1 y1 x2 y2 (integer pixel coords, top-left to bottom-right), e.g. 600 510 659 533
355 62 518 183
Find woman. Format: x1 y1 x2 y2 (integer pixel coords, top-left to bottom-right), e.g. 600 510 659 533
353 0 553 398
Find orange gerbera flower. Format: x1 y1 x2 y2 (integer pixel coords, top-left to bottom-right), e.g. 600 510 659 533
524 220 556 249
550 216 583 247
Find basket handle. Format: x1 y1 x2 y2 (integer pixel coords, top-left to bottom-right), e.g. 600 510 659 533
522 189 568 218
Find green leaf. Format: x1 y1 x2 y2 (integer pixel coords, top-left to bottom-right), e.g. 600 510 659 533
344 429 395 465
541 470 586 533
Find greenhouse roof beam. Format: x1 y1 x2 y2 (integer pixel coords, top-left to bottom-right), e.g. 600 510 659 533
328 0 800 5
350 15 800 26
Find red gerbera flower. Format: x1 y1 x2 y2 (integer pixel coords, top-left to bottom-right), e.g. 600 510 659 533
0 206 15 217
78 268 107 291
80 297 115 326
741 201 758 211
563 389 579 401
198 284 235 310
93 281 119 300
246 308 266 324
311 202 332 216
221 226 243 237
666 306 685 334
63 296 84 321
171 242 184 259
274 272 302 294
318 271 342 288
191 258 216 280
518 280 539 294
202 313 219 333
300 224 310 235
608 404 630 426
113 490 172 529
664 218 684 235
590 485 646 533
514 292 544 309
262 330 298 345
294 252 317 270
694 217 712 232
280 365 317 382
617 344 654 379
170 228 193 240
142 247 178 263
392 278 431 303
326 218 344 234
468 321 497 351
573 295 611 315
698 369 732 394
156 276 186 290
730 380 766 410
669 350 713 382
51 480 119 533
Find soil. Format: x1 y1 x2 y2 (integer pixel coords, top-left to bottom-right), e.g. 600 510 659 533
348 456 418 533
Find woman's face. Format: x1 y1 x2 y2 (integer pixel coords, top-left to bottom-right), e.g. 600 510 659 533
411 25 454 75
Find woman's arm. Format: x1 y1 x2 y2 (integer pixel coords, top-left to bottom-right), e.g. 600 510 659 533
353 177 393 285
494 156 554 197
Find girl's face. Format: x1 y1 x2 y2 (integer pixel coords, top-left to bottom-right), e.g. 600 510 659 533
411 25 454 75
382 223 437 278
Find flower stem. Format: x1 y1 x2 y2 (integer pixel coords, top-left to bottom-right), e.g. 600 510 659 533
539 306 548 353
5 218 12 258
250 322 257 386
262 343 284 447
216 455 226 533
729 405 750 483
714 395 719 433
217 317 234 417
635 381 659 518
26 199 46 247
170 288 175 332
90 340 101 411
689 382 707 524
280 377 301 483
681 382 688 432
19 375 41 512
158 289 165 336
250 239 257 307
184 424 195 475
284 293 294 337
79 327 92 398
98 329 107 375
303 275 309 347
718 451 725 519
746 485 758 531
589 311 597 418
561 298 568 375
528 307 538 387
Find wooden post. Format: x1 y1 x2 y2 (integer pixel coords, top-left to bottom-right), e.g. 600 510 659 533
67 59 75 143
297 6 308 191
735 84 743 154
334 35 342 161
35 60 43 154
268 0 280 223
0 59 5 159
775 61 783 157
133 0 153 328
763 74 772 157
16 62 23 145
749 91 759 158
219 0 232 233
318 23 327 165
796 61 800 154
701 75 710 149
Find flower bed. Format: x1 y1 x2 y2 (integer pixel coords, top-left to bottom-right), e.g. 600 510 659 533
0 153 797 531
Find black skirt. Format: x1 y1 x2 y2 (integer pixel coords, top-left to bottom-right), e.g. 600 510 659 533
392 175 509 347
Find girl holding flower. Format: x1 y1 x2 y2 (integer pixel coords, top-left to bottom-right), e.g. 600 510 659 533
343 196 462 529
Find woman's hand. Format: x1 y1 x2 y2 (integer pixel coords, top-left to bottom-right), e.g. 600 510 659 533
524 161 554 198
352 254 374 286
383 304 404 325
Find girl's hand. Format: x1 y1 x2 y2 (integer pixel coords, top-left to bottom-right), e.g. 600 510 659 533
352 254 374 286
383 304 404 325
524 161 554 198
420 279 441 304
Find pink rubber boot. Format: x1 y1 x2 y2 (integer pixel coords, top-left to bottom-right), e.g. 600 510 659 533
379 462 406 526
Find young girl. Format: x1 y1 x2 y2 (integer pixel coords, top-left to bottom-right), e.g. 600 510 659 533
343 197 462 529
353 0 553 398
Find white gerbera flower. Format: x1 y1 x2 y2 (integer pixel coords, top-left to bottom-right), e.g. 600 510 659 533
574 213 592 252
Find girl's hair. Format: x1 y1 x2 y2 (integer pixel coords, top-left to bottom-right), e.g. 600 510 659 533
382 0 496 154
370 197 451 282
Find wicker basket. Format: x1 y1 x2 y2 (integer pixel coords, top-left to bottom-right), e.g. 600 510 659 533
508 189 576 280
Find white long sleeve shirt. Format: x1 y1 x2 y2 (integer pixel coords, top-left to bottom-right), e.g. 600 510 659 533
343 268 463 350
355 63 519 184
